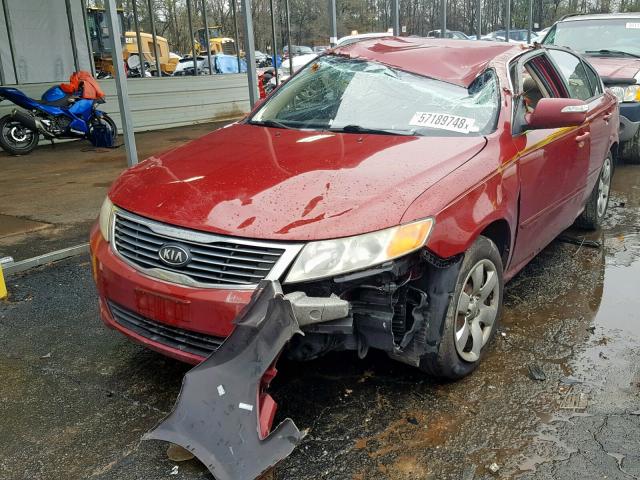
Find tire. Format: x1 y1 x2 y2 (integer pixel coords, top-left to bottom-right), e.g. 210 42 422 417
574 153 612 230
89 113 118 147
102 113 117 139
419 236 504 379
621 129 640 164
0 114 39 155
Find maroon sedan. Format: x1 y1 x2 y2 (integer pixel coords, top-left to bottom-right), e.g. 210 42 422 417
91 39 618 379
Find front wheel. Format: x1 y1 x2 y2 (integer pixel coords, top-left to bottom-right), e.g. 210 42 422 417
0 115 39 155
419 236 504 379
574 153 612 230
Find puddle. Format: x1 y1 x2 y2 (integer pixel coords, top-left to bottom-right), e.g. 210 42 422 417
592 257 640 336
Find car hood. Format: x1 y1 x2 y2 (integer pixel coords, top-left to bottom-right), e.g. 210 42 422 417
586 56 640 80
109 124 487 241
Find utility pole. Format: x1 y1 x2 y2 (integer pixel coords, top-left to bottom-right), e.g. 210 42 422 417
240 0 258 107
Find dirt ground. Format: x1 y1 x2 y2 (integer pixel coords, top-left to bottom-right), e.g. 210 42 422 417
1 164 639 480
0 121 230 261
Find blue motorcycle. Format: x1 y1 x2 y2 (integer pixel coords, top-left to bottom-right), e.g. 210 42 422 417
0 84 116 155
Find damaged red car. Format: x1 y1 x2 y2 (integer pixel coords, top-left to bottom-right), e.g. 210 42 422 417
90 38 618 381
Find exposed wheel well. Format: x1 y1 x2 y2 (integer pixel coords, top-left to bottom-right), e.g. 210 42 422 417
611 142 619 164
480 220 511 267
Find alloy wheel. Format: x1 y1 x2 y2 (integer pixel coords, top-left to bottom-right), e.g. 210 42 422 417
597 156 612 219
4 121 34 148
454 259 500 362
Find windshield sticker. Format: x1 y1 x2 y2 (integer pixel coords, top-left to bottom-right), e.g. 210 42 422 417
409 112 476 134
626 22 640 29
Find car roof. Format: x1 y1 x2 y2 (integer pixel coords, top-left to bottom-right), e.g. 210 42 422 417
333 37 522 87
558 12 640 22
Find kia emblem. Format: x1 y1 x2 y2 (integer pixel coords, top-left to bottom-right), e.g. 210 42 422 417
158 243 192 267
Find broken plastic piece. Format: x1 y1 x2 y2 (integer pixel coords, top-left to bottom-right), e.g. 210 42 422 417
528 364 546 381
144 280 305 480
284 291 349 325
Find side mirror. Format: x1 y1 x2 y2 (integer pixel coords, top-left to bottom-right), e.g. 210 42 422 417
526 98 588 130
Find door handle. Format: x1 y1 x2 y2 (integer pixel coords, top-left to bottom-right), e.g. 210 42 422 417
575 132 590 143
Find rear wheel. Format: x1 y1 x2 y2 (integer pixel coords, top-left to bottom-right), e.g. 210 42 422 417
0 115 39 155
88 113 117 147
574 153 612 230
419 236 503 379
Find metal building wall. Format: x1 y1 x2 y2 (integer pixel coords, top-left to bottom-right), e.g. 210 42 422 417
0 75 250 132
1 0 86 83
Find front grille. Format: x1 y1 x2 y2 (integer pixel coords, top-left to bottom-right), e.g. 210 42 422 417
113 211 288 287
108 301 223 357
222 41 236 56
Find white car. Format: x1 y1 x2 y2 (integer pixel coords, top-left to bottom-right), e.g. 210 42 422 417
335 31 394 48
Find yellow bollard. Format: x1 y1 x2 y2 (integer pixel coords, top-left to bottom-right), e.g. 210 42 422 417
0 264 6 300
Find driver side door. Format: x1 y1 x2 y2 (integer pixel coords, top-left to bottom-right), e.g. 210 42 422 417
510 51 592 271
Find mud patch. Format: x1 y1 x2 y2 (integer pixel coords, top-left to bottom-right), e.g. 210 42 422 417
0 214 51 239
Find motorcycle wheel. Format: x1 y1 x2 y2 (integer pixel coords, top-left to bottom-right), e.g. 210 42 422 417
0 115 39 156
89 113 118 147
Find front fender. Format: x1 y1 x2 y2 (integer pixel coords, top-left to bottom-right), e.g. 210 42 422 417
402 137 520 262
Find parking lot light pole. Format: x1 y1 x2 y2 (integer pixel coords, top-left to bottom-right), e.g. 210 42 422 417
269 0 279 85
240 0 258 107
527 0 533 43
285 0 293 75
329 0 337 46
202 0 214 74
391 0 400 36
505 0 511 42
186 0 198 74
147 0 162 76
104 0 138 166
131 0 145 77
477 0 482 39
230 0 242 73
441 0 447 37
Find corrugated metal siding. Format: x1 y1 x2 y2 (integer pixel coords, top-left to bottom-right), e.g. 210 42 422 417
0 75 250 133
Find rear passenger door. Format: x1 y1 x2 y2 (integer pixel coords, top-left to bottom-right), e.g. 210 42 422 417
510 51 592 270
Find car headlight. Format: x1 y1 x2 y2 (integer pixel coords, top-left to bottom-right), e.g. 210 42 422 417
98 196 114 242
284 218 434 284
609 84 640 103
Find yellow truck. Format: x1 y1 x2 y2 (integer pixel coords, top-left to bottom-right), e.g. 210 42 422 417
194 27 237 56
124 31 178 75
86 7 177 76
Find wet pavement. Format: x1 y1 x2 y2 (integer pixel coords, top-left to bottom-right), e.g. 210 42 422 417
1 164 639 480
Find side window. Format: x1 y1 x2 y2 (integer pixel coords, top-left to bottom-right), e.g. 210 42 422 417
583 62 603 96
511 56 554 132
542 25 556 45
548 50 594 100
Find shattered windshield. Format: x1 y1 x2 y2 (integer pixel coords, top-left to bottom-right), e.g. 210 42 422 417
250 56 500 137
